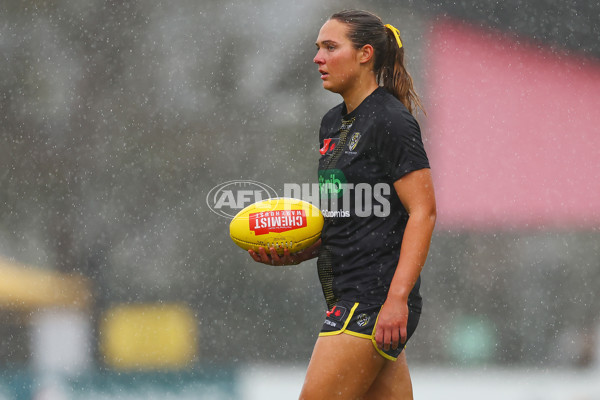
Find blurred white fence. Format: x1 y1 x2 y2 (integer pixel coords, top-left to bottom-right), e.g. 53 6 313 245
239 364 600 400
2 364 599 399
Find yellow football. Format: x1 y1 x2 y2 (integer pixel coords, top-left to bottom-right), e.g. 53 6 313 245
230 198 323 256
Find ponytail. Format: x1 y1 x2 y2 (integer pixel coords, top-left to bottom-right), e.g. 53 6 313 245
330 10 425 116
380 26 425 115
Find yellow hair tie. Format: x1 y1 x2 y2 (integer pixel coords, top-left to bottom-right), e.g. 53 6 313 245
384 24 403 48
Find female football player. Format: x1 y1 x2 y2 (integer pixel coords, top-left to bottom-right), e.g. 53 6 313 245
249 9 436 399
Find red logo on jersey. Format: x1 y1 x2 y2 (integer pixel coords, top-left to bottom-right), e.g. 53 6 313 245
249 210 307 235
320 138 337 155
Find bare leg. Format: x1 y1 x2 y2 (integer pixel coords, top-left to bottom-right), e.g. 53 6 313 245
299 333 386 400
364 352 413 400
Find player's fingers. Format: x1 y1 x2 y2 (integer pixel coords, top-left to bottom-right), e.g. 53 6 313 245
382 328 391 351
269 247 282 265
376 324 391 351
248 249 261 262
400 324 408 344
281 248 295 265
391 328 400 350
257 247 271 263
375 327 384 349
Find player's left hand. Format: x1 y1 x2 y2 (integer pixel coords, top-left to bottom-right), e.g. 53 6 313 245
374 298 409 351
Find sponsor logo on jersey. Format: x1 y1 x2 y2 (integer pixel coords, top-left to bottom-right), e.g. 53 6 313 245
317 170 392 218
249 210 307 235
321 209 351 218
319 138 339 155
326 305 347 321
318 169 347 198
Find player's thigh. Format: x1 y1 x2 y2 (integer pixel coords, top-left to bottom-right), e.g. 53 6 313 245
364 352 413 400
299 333 386 400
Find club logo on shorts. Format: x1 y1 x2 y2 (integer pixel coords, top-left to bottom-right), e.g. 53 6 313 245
326 305 347 321
356 313 370 327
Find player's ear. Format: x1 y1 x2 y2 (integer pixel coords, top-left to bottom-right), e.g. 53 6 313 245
359 44 374 64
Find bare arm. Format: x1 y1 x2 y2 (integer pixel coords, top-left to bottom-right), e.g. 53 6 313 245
374 168 436 351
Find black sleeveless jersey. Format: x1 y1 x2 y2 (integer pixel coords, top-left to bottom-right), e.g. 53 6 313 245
317 87 430 310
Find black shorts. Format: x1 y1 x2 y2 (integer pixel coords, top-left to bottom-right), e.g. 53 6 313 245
319 299 421 361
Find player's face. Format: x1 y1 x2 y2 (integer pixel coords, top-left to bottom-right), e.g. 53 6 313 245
314 19 362 95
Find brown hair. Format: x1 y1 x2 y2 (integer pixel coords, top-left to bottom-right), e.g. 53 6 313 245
330 10 425 115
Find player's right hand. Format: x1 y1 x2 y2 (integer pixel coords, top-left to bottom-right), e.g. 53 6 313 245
249 246 300 266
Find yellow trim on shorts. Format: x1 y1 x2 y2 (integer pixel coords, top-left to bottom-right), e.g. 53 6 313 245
318 302 359 337
369 312 403 361
319 302 405 362
343 330 372 340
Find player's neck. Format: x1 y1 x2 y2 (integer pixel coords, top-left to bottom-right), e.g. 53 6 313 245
342 78 379 114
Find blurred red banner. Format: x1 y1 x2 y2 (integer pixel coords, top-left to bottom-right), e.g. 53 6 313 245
427 19 600 231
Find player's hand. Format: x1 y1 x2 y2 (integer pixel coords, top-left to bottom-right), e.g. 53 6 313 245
248 246 301 266
248 239 321 266
374 298 409 351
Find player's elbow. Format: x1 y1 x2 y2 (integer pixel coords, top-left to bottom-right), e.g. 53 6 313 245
410 201 437 228
424 207 437 229
427 201 437 225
